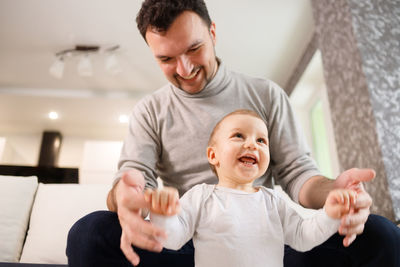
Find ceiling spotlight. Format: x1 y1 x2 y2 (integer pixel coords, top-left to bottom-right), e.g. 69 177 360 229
77 54 93 77
119 114 129 124
48 111 59 120
49 57 64 79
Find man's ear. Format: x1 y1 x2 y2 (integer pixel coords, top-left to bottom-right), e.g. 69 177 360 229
207 146 218 166
209 21 216 46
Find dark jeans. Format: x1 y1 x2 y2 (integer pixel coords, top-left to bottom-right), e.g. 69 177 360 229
66 211 400 267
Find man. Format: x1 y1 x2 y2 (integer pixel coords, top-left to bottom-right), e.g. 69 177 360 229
67 1 400 266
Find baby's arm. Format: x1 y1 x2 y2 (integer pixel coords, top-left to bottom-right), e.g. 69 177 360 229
144 186 195 250
144 187 180 216
324 189 357 220
281 188 357 251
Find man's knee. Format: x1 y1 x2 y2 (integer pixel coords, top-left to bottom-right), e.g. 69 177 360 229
360 214 400 265
365 214 399 244
66 210 122 266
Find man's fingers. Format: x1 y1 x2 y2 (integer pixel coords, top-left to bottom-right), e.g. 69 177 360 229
122 169 145 190
340 220 366 235
129 216 166 239
340 209 368 235
119 190 150 211
347 168 376 183
120 233 140 266
343 233 357 247
119 216 165 264
353 192 372 210
119 205 166 242
129 229 164 252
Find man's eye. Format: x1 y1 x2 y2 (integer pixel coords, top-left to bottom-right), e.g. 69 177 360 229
160 57 171 63
188 46 200 53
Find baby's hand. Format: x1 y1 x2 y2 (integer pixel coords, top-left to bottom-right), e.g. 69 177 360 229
324 189 357 219
144 187 180 216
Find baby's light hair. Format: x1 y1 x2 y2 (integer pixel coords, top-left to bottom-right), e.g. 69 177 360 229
207 109 266 176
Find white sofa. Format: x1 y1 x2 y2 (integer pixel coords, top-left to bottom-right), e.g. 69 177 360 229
0 175 110 265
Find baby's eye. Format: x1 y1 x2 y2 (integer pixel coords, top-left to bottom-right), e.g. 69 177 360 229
257 138 266 144
233 133 243 138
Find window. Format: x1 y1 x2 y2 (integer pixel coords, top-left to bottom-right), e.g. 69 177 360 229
290 50 339 178
310 100 333 178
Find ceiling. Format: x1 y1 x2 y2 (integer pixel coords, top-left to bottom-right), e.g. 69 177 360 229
0 0 315 140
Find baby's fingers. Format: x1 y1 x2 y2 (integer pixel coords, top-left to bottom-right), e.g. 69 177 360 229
167 190 180 215
160 190 170 214
338 190 358 210
349 190 357 207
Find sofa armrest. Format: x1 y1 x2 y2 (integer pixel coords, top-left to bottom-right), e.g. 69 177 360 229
19 183 110 264
0 176 38 262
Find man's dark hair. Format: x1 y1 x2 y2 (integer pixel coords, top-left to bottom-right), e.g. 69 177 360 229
136 0 212 41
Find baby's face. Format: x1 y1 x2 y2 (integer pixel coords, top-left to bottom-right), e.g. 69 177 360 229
209 114 270 184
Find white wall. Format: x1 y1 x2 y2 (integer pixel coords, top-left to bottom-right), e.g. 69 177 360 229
79 141 123 184
0 133 41 165
58 137 87 167
0 137 5 162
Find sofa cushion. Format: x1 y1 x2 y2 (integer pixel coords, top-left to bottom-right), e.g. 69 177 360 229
19 183 111 264
0 175 38 262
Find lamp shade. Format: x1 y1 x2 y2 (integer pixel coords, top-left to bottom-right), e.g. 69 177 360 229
77 55 93 77
105 54 122 75
49 57 64 79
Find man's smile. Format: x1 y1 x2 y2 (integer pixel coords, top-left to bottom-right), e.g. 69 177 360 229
177 67 201 81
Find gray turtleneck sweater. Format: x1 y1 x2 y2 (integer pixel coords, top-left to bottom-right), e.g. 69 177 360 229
115 62 320 203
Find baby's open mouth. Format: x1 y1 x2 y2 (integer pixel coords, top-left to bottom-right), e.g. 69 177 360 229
239 156 257 165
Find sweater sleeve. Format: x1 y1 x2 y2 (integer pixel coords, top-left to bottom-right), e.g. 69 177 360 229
266 82 321 203
276 194 340 252
150 185 205 250
113 98 160 189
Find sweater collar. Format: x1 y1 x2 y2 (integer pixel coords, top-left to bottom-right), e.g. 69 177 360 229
171 59 230 98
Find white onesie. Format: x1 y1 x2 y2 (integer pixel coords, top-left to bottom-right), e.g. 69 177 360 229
151 184 340 267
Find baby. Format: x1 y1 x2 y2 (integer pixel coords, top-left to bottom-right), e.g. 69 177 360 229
145 109 356 267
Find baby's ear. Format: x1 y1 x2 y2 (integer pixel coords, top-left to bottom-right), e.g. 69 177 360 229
207 146 218 166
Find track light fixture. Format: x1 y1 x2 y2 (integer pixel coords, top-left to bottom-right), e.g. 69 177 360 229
49 45 121 79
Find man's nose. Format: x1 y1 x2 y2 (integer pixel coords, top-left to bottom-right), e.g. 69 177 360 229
176 55 194 78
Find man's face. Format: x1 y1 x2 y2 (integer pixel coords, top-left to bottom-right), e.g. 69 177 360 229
145 11 218 94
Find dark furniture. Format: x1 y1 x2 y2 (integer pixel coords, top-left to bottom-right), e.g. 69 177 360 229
0 263 67 267
0 165 78 184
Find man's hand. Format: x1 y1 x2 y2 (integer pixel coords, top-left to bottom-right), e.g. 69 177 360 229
114 170 166 266
334 168 375 247
144 187 180 216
